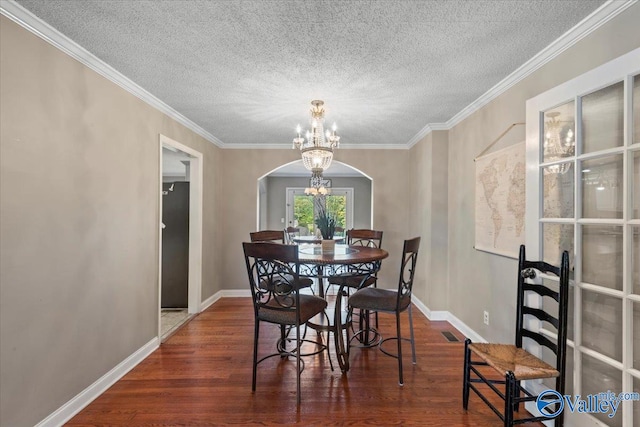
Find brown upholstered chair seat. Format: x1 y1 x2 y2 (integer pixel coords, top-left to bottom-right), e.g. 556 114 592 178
327 274 376 289
348 287 410 312
258 294 327 324
468 343 559 380
259 276 313 291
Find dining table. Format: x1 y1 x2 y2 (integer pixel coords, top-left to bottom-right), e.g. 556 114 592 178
296 243 389 372
292 235 345 244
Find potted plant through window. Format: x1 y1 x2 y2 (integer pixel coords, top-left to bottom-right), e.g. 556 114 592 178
315 202 336 253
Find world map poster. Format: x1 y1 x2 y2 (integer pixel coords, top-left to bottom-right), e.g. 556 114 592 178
475 142 525 258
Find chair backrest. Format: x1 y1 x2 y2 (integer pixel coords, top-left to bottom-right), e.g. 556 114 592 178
334 226 345 237
347 229 383 248
242 242 300 315
395 237 420 311
249 230 285 243
516 245 570 393
284 226 300 244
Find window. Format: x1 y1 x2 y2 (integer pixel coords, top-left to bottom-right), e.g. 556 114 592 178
526 49 640 427
286 188 354 234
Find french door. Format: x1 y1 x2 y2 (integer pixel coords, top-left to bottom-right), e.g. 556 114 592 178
286 188 353 234
525 49 639 427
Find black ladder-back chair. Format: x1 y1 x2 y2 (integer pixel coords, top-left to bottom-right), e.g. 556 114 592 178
347 236 420 386
463 245 570 427
243 242 329 404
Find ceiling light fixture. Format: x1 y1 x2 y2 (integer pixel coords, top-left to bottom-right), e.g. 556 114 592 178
304 169 331 197
293 100 340 174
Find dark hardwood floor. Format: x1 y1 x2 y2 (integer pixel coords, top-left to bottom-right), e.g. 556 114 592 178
67 297 543 426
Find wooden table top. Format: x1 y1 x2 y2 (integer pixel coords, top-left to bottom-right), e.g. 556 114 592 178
297 244 388 265
292 235 345 244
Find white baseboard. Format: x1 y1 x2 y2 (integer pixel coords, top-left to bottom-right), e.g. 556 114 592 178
35 337 159 427
412 296 486 343
200 289 251 312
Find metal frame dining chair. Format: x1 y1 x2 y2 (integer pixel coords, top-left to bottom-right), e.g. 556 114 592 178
462 245 570 427
328 229 384 345
249 230 285 243
347 236 420 386
243 242 330 404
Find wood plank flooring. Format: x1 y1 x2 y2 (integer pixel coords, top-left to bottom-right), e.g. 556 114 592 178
67 297 543 426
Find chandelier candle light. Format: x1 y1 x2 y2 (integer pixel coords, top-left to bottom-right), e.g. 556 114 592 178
293 100 340 173
543 111 575 174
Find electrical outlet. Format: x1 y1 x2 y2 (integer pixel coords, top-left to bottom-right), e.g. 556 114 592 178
483 311 489 325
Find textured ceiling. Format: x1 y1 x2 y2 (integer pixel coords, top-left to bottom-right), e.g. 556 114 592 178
15 0 606 147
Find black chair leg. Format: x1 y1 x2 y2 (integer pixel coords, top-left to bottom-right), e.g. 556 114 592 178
296 323 301 405
505 371 516 427
396 311 404 386
462 338 471 410
252 320 259 392
408 304 416 364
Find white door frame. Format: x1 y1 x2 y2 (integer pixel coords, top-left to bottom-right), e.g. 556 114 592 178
158 134 203 338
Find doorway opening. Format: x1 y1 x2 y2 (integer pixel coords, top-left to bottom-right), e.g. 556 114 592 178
158 134 203 342
257 160 373 232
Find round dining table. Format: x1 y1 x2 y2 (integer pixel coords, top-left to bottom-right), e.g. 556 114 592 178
297 244 388 372
292 235 345 244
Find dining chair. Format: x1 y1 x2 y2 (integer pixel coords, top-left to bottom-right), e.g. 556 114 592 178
249 230 285 243
284 226 300 244
327 229 384 343
243 242 330 404
347 236 420 386
462 245 570 427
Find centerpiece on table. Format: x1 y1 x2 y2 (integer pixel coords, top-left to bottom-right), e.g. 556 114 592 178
315 204 336 253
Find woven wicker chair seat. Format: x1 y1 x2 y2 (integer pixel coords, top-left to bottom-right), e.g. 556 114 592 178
469 343 560 380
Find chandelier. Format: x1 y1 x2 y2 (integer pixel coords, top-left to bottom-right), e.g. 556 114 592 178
543 111 574 174
293 100 340 172
304 169 331 196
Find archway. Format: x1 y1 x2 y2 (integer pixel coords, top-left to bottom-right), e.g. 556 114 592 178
256 160 373 233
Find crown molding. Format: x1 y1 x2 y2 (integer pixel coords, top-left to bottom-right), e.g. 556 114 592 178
1 0 635 150
405 0 637 146
0 0 225 148
406 123 449 149
225 143 409 150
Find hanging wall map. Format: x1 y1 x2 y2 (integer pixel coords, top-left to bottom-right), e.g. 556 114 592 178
475 142 526 258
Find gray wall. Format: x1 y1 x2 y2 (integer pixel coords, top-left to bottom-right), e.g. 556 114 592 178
0 16 223 427
436 3 640 343
263 176 372 231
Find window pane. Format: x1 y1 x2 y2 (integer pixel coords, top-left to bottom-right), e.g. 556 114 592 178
582 290 622 361
632 226 640 296
326 194 346 228
582 225 623 290
633 151 640 219
581 81 624 154
635 302 640 370
581 155 623 219
542 223 574 268
582 354 623 427
543 102 575 163
543 163 574 218
543 345 573 395
293 194 315 233
634 75 640 144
